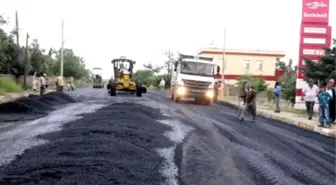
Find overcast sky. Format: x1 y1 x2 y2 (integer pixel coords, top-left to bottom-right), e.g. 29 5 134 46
1 0 335 78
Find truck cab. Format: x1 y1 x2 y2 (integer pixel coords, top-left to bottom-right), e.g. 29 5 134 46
171 54 220 105
92 67 104 88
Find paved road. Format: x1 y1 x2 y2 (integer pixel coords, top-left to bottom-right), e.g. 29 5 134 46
0 87 335 185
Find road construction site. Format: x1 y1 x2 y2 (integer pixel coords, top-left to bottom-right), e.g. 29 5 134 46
0 87 335 185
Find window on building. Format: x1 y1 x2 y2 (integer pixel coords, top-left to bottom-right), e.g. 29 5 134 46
243 60 250 71
257 61 263 71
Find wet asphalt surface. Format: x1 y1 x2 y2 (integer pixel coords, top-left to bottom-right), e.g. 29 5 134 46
0 87 335 185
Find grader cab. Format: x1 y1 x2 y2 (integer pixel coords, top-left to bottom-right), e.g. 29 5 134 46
107 57 146 97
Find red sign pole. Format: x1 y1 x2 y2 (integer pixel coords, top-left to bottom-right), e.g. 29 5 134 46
295 0 331 109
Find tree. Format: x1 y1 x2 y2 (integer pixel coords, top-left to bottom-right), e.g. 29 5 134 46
278 59 297 107
133 69 156 87
302 44 336 84
275 58 287 70
143 63 163 73
0 14 7 25
163 50 178 74
0 12 90 82
236 74 268 92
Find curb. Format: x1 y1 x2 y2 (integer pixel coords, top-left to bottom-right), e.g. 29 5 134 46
217 100 336 139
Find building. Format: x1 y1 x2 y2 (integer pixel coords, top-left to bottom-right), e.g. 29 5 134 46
198 48 286 86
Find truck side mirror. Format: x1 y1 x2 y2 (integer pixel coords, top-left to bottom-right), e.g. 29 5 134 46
216 66 220 75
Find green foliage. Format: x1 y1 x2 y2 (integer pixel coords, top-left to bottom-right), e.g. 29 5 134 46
275 59 297 106
302 45 336 84
0 78 23 94
236 74 268 92
266 88 275 102
133 70 156 87
279 74 296 106
0 14 90 84
133 62 171 88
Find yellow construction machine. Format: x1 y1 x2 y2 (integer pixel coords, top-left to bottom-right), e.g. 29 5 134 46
107 57 146 96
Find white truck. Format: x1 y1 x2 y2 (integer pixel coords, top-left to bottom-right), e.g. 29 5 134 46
170 54 220 105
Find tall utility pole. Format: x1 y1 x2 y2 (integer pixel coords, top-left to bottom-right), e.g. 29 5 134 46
60 19 64 77
221 26 226 97
15 11 19 46
23 33 29 89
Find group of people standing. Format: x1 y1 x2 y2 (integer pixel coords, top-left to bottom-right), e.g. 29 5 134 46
301 79 335 127
33 72 75 96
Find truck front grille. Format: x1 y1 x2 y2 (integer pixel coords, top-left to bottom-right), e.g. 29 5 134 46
182 79 211 90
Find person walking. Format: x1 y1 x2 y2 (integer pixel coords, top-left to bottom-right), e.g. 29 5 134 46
239 83 257 122
317 83 332 127
159 78 165 91
39 73 46 96
326 79 335 124
273 82 282 113
55 74 65 92
239 80 248 105
301 79 319 120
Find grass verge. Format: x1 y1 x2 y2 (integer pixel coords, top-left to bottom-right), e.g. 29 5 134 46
0 78 24 95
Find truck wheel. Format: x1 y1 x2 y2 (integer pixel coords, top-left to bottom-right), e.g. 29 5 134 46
203 99 211 105
173 92 180 103
136 83 142 97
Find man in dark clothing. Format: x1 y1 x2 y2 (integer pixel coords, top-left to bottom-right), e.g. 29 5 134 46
326 79 335 124
239 80 248 105
239 83 257 122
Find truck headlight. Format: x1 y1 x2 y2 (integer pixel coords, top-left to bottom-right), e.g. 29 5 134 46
177 86 186 95
206 90 214 98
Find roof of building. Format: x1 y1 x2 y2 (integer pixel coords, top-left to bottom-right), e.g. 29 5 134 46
198 48 286 57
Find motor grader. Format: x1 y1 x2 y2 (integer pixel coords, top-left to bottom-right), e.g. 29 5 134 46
107 57 146 97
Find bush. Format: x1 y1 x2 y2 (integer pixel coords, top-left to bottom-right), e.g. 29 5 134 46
236 74 268 92
266 88 275 102
0 78 24 94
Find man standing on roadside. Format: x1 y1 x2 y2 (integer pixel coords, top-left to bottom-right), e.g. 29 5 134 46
39 72 46 96
239 83 257 122
326 79 335 124
301 79 319 120
55 74 65 92
273 82 282 113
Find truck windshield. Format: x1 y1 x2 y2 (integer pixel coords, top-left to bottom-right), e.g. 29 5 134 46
180 61 214 77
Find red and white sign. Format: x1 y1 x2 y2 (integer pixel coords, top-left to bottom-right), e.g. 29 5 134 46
302 38 326 44
302 0 329 24
302 48 325 55
296 0 331 108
